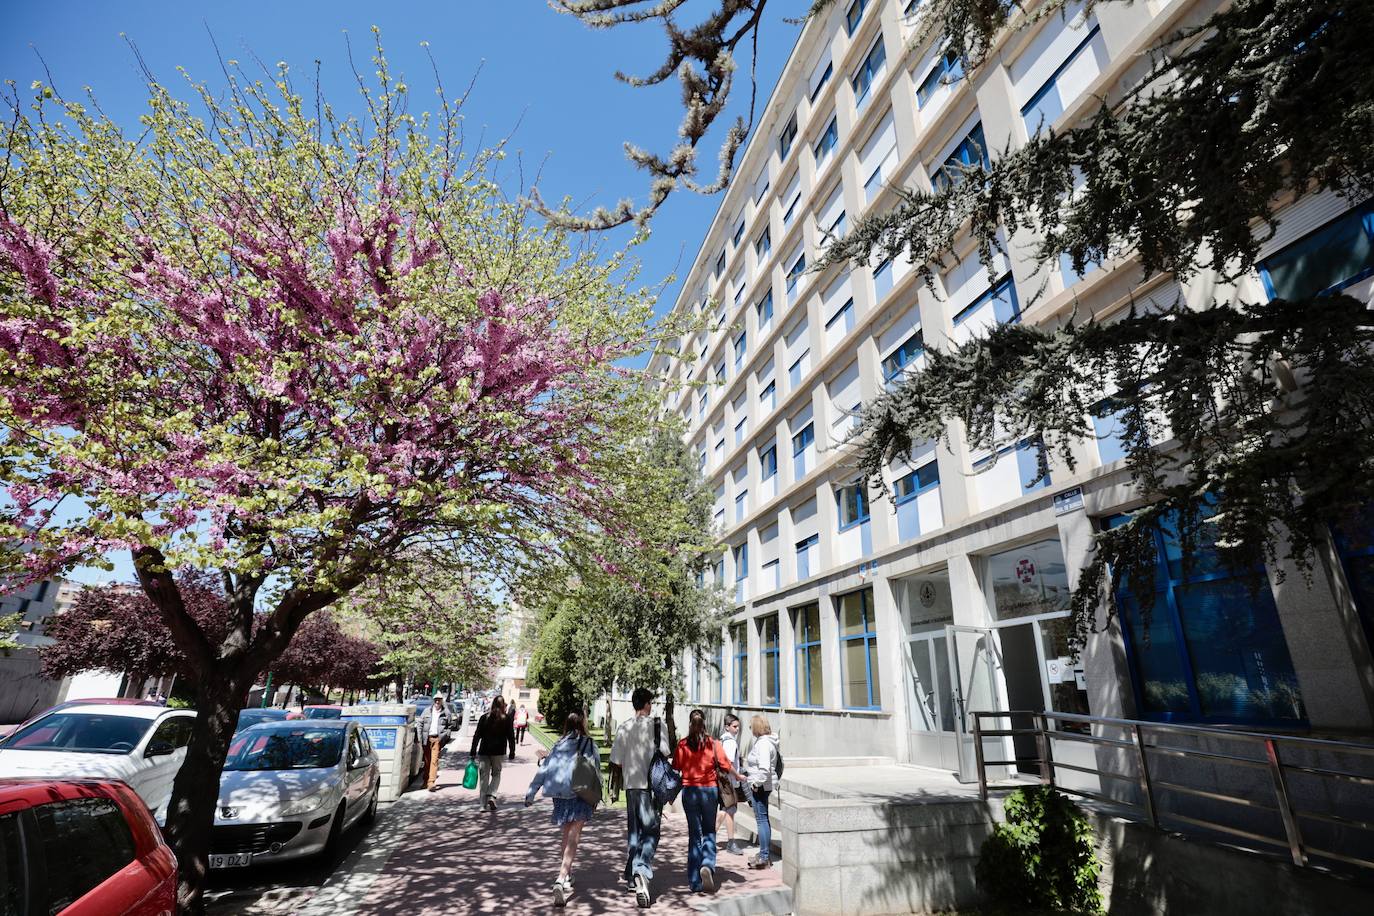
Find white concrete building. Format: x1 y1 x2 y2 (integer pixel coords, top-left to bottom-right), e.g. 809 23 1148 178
654 0 1374 781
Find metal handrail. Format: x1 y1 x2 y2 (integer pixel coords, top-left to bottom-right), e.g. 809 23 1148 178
971 709 1374 874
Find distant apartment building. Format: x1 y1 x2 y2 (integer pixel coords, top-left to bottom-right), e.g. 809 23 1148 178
495 603 539 712
654 0 1374 778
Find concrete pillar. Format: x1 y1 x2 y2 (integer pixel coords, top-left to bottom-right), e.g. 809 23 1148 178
872 570 913 761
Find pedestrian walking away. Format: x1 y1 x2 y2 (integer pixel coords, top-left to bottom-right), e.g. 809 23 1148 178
609 687 672 907
470 695 517 812
526 711 602 907
421 694 452 791
515 703 529 745
743 715 779 869
674 709 736 894
715 713 747 855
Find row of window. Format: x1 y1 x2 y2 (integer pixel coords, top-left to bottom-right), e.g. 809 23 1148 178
693 587 883 710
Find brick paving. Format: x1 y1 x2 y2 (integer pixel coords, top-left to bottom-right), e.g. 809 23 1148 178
350 741 786 914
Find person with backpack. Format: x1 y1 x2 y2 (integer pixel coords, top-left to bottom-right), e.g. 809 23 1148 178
608 687 672 907
469 695 517 812
525 711 601 907
743 715 781 869
715 713 746 855
673 709 737 894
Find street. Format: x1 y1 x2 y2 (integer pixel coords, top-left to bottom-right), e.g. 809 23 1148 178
207 719 786 915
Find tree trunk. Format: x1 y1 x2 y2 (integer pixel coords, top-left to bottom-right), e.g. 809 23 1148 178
664 684 678 746
163 671 250 914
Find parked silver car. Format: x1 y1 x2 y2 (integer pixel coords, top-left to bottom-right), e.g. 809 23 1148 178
210 720 380 869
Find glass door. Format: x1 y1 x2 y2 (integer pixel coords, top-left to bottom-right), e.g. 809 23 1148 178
906 631 955 733
946 625 1008 782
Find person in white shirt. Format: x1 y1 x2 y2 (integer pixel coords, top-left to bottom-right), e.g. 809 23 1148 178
715 713 746 855
743 715 779 869
421 695 451 791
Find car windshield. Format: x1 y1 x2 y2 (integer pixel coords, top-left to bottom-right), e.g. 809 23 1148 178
223 727 344 770
303 707 341 720
5 712 153 754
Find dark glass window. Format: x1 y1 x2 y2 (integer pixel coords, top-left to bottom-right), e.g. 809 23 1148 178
34 797 136 915
779 114 798 159
760 615 781 706
916 49 964 108
1259 202 1374 300
932 122 987 191
1107 512 1306 724
0 812 26 916
838 588 881 708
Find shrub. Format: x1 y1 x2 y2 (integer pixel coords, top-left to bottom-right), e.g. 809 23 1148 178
976 786 1103 914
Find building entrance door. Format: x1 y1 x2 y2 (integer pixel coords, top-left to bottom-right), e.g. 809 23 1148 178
946 625 1009 782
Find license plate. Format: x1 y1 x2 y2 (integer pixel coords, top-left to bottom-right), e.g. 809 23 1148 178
209 853 253 869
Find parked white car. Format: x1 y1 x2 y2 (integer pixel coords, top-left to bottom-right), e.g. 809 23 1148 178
0 702 195 823
210 719 380 869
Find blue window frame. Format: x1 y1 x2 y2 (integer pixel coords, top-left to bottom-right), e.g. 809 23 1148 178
836 481 871 530
786 252 807 297
845 0 867 34
779 113 798 159
735 490 747 521
756 291 774 327
826 209 847 240
760 615 781 707
713 641 724 703
953 273 1021 326
788 352 808 390
754 228 772 260
793 603 824 707
1021 24 1103 133
932 122 987 191
810 62 834 102
1258 200 1374 300
730 622 749 704
760 444 778 480
761 380 777 412
796 533 819 579
732 219 745 247
1091 398 1130 465
814 118 839 166
734 417 746 446
894 461 939 503
792 422 815 477
784 186 802 225
715 250 726 277
826 298 855 336
916 49 964 108
733 331 747 371
734 543 748 601
1106 510 1307 725
838 588 881 709
851 38 886 108
873 257 893 299
971 437 1052 495
1333 507 1374 650
882 329 925 382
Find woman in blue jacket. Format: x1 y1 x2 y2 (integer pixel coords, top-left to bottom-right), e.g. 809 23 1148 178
526 711 601 906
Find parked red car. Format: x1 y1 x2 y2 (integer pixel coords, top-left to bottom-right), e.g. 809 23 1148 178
0 778 176 915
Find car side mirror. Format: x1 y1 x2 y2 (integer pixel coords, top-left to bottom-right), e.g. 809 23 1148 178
145 740 176 758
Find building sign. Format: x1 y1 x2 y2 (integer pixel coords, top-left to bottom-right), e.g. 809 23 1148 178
1053 487 1084 515
988 539 1071 620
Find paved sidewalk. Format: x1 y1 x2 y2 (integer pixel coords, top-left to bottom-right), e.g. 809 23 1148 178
336 740 785 914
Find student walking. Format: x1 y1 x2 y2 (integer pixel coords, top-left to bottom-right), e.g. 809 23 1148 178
526 711 601 907
715 713 746 855
743 716 779 869
514 704 530 744
469 695 517 812
674 709 736 894
609 687 672 908
419 694 452 791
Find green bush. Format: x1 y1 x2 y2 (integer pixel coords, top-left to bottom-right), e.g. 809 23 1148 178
976 786 1103 915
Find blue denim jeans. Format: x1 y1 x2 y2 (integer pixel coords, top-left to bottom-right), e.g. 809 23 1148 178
751 788 772 862
681 786 719 889
623 788 661 881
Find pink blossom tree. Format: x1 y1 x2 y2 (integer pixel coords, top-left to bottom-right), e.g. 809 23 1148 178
0 37 660 911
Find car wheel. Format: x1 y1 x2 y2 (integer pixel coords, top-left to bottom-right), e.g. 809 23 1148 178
362 784 379 826
322 802 347 859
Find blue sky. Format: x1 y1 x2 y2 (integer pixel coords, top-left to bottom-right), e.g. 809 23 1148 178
1 1 800 584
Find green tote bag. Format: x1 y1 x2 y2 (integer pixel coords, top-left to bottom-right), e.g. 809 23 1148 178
463 758 479 790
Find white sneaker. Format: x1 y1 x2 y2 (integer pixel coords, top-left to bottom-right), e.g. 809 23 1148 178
700 865 716 893
634 873 651 908
553 879 569 907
